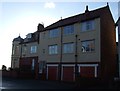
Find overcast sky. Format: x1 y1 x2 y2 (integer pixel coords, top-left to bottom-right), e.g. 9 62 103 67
0 0 119 68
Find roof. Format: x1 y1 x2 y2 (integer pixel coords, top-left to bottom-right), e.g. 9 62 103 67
13 36 23 42
44 5 112 31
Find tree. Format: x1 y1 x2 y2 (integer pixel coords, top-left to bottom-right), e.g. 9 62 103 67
2 65 7 71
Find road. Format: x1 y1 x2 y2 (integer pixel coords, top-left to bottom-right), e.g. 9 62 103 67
1 77 120 91
1 78 75 91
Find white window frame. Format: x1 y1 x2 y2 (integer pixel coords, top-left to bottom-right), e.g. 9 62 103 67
48 44 58 55
30 46 37 53
81 40 95 52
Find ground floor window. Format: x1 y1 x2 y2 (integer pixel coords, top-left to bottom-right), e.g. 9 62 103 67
39 61 46 74
32 59 35 70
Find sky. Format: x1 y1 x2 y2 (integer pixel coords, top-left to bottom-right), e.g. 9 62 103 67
0 0 119 69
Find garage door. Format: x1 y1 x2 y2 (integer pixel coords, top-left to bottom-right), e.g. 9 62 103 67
48 66 58 80
62 66 74 81
80 66 95 78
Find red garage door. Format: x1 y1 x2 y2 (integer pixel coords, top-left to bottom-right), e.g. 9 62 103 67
48 66 58 80
80 66 95 78
62 66 74 82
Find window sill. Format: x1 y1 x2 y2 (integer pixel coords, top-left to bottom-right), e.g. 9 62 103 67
80 29 95 33
63 53 74 54
81 51 96 54
63 34 74 37
48 54 58 56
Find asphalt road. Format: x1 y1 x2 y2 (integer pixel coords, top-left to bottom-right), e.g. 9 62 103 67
1 78 75 91
1 77 120 91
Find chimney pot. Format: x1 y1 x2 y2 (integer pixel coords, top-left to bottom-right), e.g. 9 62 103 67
85 5 89 13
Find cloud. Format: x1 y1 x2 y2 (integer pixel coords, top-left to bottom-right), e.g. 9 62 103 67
44 2 55 9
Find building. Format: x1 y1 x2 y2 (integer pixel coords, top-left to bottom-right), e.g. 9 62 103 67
11 24 44 78
11 36 23 68
116 17 120 77
11 5 116 81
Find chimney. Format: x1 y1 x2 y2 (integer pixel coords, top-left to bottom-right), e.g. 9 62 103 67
107 2 109 6
37 23 44 32
85 5 89 13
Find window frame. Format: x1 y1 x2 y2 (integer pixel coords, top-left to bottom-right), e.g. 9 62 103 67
13 45 19 55
81 39 95 53
63 42 74 53
49 29 59 38
48 44 58 55
31 59 35 70
30 46 37 53
81 20 95 32
63 25 74 35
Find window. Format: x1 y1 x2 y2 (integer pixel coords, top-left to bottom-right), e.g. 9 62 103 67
32 59 35 70
39 61 46 73
26 33 32 38
81 20 95 32
16 46 19 54
81 40 95 52
30 46 37 53
13 45 19 55
63 25 74 35
63 43 74 53
22 45 27 55
49 45 58 54
49 29 59 38
43 32 46 39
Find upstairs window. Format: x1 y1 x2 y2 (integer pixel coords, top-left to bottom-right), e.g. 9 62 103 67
81 20 95 32
49 45 58 54
26 33 32 38
49 29 59 38
63 43 74 53
13 45 19 55
81 40 95 52
63 25 74 35
22 45 27 55
30 46 37 53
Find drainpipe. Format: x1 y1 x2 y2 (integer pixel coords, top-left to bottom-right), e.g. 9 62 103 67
59 22 63 81
75 35 78 81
